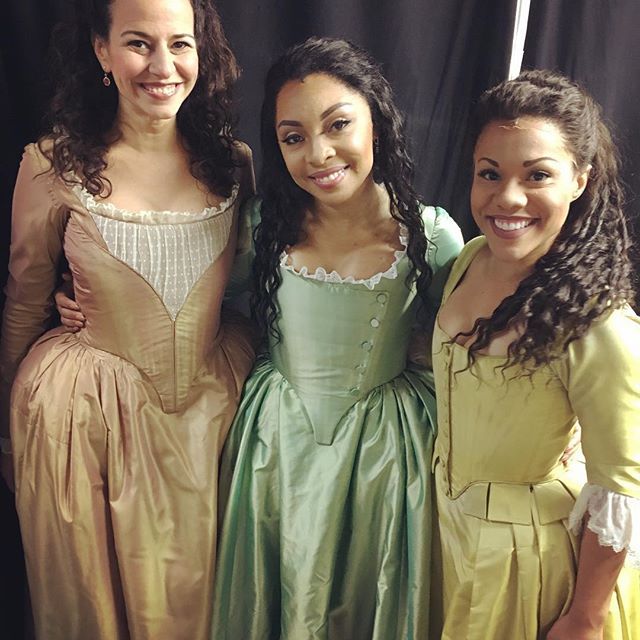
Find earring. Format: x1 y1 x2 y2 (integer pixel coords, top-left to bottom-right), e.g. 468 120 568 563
102 71 111 87
374 137 379 153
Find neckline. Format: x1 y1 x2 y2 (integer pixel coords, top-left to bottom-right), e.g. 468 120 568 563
72 182 239 224
435 236 511 360
279 224 408 289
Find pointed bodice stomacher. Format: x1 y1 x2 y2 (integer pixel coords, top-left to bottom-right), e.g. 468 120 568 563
60 184 239 414
270 255 417 445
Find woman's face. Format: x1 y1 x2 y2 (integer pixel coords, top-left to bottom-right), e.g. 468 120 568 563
275 73 376 208
94 0 198 125
471 116 589 269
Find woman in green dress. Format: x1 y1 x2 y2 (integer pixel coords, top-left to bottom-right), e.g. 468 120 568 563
211 37 463 639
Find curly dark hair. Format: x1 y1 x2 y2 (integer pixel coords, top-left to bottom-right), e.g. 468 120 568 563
38 0 240 197
460 69 635 371
252 36 433 338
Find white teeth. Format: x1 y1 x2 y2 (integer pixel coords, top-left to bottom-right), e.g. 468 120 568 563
313 168 345 185
144 84 177 96
494 218 534 231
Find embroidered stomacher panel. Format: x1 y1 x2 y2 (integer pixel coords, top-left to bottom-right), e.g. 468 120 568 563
74 185 238 320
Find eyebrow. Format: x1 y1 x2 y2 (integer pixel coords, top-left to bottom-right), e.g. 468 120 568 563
277 101 353 129
120 30 195 39
477 156 558 167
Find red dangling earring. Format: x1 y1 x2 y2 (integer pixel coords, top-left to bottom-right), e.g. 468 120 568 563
102 71 111 87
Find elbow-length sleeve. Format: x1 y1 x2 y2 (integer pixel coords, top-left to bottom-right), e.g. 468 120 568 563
0 144 68 444
552 305 640 567
407 205 464 369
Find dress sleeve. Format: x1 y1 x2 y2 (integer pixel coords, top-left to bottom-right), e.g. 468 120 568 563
224 196 262 304
568 484 640 568
0 144 68 442
232 141 256 205
552 305 640 563
407 206 464 370
422 206 464 309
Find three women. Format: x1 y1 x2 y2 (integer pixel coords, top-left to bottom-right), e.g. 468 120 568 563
4 10 639 639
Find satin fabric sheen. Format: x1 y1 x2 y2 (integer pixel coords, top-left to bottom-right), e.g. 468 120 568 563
433 237 640 640
2 144 256 640
212 200 464 639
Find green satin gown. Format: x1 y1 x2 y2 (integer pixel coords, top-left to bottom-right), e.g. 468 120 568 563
212 199 463 639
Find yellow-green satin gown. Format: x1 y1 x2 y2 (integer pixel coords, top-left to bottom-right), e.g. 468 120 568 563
0 143 256 640
212 198 464 640
433 237 640 639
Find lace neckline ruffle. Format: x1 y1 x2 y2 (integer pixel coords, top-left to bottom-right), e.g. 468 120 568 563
279 225 408 290
73 183 239 225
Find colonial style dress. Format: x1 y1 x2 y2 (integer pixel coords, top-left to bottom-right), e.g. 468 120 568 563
433 237 640 640
212 198 463 639
0 142 256 640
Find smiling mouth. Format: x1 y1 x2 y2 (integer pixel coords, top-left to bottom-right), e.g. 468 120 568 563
140 83 179 97
309 166 348 187
492 217 536 231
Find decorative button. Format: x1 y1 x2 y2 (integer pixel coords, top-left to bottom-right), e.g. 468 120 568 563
376 293 387 304
361 341 373 351
355 363 366 372
370 318 380 328
349 387 360 396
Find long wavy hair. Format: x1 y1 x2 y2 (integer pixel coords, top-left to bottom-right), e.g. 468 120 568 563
38 0 240 197
461 69 634 371
252 36 433 338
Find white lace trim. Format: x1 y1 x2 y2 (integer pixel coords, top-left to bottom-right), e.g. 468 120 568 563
72 183 239 224
279 226 408 290
568 483 640 569
75 185 237 320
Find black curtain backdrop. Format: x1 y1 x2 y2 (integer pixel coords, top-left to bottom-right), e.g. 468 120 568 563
215 0 516 239
523 0 640 271
2 1 639 638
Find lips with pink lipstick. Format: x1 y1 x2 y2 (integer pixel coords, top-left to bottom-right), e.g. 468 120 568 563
489 215 537 239
308 165 349 190
140 82 181 99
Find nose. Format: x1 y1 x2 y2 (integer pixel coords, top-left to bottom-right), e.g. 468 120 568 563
307 135 335 166
148 46 173 78
494 179 527 211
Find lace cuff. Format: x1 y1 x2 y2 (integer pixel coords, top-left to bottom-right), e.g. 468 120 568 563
568 483 640 568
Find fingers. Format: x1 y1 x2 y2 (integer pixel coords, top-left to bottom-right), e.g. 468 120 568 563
54 290 81 311
54 290 85 331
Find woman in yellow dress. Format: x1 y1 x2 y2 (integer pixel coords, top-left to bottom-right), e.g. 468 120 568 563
433 70 640 639
0 0 254 638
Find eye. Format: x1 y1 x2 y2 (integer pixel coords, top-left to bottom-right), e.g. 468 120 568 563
172 40 193 51
280 132 304 146
477 168 500 181
127 39 149 50
330 118 351 132
529 170 551 182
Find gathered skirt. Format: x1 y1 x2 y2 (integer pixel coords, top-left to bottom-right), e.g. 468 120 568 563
212 356 438 640
11 321 254 640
